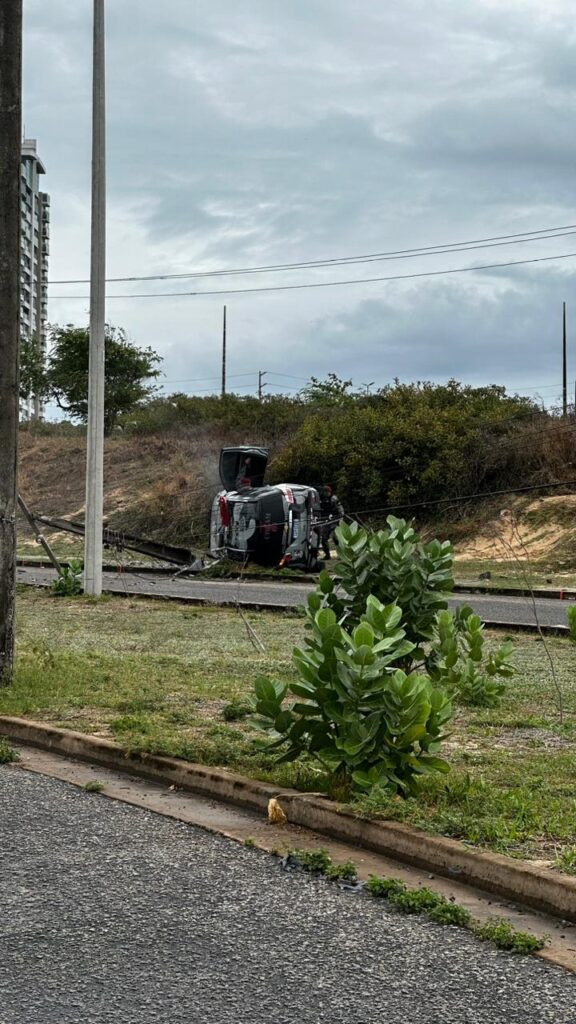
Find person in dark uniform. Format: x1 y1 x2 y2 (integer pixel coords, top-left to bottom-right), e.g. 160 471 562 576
318 485 344 559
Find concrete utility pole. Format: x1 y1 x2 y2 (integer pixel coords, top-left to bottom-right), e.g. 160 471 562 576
84 0 107 596
221 305 227 398
0 1 23 685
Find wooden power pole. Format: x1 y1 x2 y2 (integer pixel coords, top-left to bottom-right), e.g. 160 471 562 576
221 305 227 398
0 1 23 685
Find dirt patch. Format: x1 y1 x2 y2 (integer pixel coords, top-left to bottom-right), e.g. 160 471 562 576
491 727 576 751
455 496 576 564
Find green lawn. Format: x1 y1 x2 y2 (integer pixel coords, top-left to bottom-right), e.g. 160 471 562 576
4 586 576 868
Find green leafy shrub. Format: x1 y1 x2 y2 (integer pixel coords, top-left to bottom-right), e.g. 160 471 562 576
567 606 576 642
51 559 84 597
251 517 514 795
251 597 453 796
429 607 514 707
270 380 539 510
318 516 454 643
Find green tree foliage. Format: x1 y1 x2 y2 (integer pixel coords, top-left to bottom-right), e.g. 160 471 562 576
118 391 305 440
251 518 514 795
47 324 161 434
271 379 539 510
19 336 49 405
299 373 355 406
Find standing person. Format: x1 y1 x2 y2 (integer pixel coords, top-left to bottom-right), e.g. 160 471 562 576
318 485 344 559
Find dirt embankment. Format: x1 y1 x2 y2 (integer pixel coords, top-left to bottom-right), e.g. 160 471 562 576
17 428 227 546
18 430 576 565
453 495 576 568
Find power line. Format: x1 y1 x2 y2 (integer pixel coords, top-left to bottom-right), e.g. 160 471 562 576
351 478 576 517
159 371 258 384
50 250 576 301
49 222 576 285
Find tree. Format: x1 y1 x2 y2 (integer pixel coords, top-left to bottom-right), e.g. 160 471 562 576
19 336 49 407
47 324 162 434
300 373 355 406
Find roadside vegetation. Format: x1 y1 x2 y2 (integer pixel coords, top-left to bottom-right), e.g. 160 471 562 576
17 376 576 566
6 584 576 867
279 848 545 953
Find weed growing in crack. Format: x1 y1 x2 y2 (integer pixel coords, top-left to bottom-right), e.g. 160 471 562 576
554 845 576 875
472 918 546 953
83 780 105 793
284 849 545 954
0 740 20 764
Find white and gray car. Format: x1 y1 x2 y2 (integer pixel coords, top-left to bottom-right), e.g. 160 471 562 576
210 446 322 571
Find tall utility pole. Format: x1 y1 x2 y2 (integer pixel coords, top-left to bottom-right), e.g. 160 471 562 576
84 0 107 596
562 301 568 419
221 305 227 398
258 370 267 401
0 1 23 685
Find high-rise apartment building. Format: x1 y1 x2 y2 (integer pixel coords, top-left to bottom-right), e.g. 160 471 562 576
20 138 50 418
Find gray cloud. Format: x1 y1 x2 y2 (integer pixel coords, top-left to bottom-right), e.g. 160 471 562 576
23 0 576 409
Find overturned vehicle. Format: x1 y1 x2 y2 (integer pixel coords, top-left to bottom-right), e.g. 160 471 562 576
210 446 322 571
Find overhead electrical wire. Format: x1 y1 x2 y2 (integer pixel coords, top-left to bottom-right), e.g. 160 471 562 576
49 222 576 285
50 250 576 301
350 478 576 517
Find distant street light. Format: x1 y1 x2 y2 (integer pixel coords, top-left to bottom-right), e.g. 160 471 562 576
84 0 107 596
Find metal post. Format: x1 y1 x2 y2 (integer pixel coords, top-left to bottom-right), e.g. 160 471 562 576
84 0 106 596
17 495 62 573
0 1 23 685
221 305 227 398
563 302 568 419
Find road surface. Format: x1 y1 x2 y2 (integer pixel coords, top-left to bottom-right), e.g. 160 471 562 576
1 766 575 1023
16 565 570 628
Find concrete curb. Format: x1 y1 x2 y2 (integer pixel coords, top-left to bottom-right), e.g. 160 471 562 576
2 715 576 923
454 582 576 601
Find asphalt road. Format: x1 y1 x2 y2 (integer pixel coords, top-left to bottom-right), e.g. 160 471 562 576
16 565 570 627
2 767 575 1024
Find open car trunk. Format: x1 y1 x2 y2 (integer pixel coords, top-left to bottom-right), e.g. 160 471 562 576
219 446 269 490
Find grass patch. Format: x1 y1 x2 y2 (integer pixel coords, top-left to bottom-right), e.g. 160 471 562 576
83 780 105 793
454 557 576 589
286 850 544 953
0 739 20 764
6 588 576 867
471 918 545 954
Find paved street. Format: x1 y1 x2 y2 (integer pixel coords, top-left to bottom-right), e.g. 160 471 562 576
16 566 571 627
2 768 575 1023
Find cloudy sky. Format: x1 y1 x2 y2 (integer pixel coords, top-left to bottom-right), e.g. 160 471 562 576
23 0 576 407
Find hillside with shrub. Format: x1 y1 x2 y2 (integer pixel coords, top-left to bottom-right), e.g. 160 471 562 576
17 379 576 568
